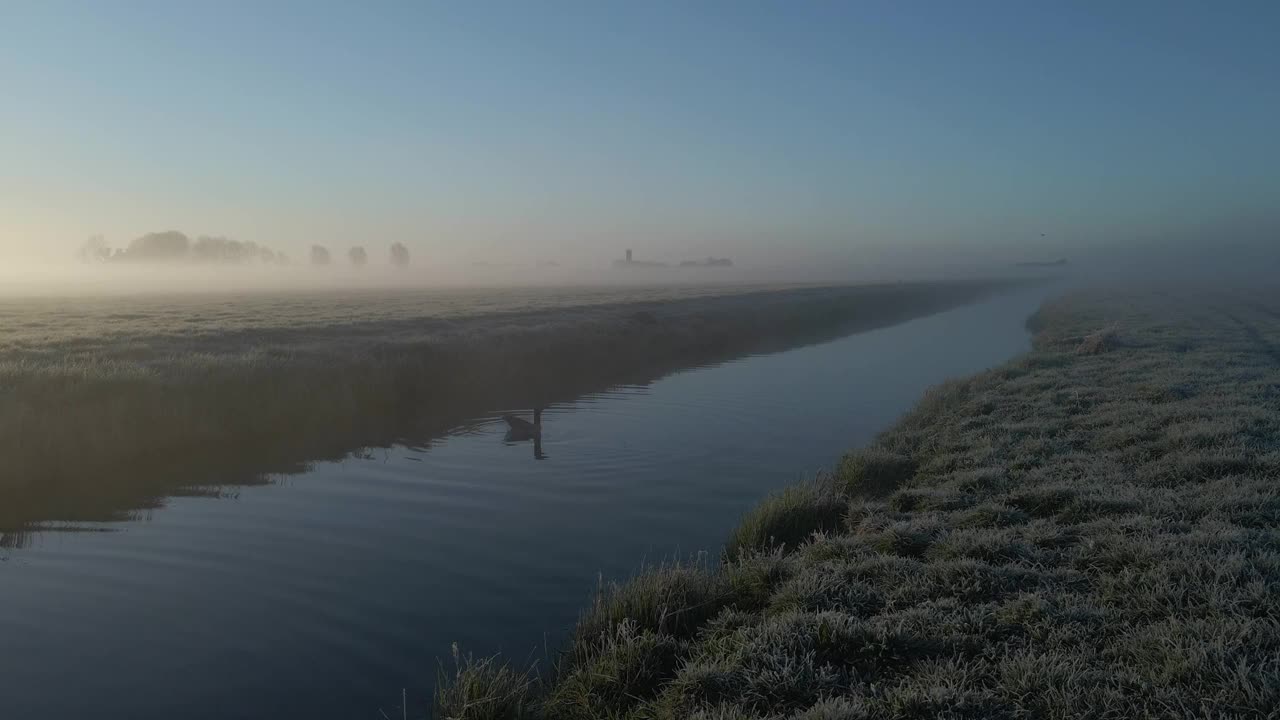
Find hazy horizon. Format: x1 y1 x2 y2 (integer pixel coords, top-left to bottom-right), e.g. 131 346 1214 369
3 3 1278 293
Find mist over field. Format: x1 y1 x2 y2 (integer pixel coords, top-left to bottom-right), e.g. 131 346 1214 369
3 224 1277 299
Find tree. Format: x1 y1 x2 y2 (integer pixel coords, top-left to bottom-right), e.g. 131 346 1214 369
78 235 111 263
124 231 191 262
80 229 287 267
310 245 331 266
348 246 368 267
390 242 410 268
191 236 277 264
193 235 233 263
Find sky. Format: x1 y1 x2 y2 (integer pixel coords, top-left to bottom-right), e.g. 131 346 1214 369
2 1 1278 278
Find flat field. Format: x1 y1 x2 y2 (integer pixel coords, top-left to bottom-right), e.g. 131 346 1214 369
0 284 806 366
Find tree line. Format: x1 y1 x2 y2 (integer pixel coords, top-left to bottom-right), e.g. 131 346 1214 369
79 232 410 268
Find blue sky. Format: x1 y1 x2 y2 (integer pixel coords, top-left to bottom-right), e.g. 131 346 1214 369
3 1 1277 269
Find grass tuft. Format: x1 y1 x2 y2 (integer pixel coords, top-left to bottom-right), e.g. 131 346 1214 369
572 558 728 660
545 620 688 719
723 481 848 561
1075 324 1118 354
836 449 917 497
434 645 538 720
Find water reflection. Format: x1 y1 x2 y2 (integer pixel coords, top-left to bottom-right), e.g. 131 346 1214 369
2 283 1026 541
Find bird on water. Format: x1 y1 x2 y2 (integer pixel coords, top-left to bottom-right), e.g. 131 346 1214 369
503 407 546 460
503 407 542 439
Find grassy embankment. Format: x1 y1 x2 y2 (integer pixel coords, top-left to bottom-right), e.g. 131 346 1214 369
438 289 1280 719
0 280 1013 540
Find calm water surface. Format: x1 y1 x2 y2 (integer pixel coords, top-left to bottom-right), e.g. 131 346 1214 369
0 287 1048 719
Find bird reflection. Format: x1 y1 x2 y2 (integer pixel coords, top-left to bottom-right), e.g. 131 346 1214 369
503 407 547 460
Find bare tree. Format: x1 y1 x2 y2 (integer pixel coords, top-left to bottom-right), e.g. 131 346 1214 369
78 235 111 263
310 245 332 266
390 242 410 268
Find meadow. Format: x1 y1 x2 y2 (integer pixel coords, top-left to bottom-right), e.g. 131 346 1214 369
0 279 1013 541
437 288 1280 719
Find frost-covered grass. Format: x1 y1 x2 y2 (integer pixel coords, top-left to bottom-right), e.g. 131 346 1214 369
0 280 1009 540
436 288 1280 719
0 284 813 361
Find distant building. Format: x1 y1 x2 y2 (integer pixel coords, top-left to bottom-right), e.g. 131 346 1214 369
613 249 668 269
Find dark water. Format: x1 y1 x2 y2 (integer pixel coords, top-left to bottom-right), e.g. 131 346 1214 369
0 286 1047 719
